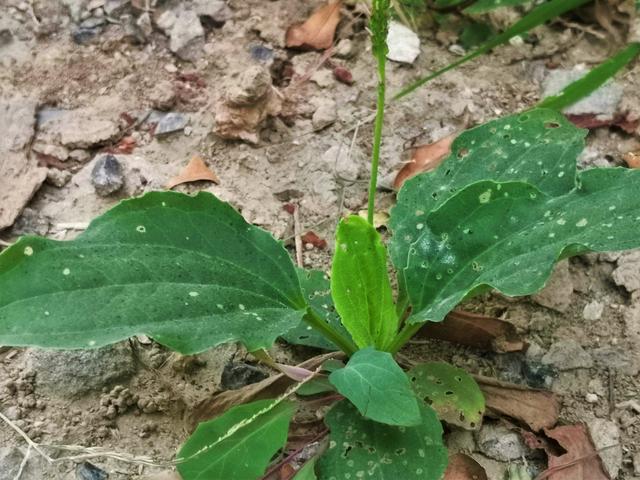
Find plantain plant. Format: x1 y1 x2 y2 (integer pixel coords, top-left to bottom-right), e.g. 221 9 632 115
2 2 640 480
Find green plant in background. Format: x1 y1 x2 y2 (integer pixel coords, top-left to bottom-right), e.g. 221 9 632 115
2 3 640 480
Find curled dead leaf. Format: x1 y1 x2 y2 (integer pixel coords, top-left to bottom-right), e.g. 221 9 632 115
393 134 456 190
166 155 219 189
536 425 609 480
418 310 525 353
285 1 342 51
474 375 560 432
443 454 488 480
187 352 340 431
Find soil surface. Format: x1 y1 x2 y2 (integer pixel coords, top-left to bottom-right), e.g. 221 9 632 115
1 0 640 479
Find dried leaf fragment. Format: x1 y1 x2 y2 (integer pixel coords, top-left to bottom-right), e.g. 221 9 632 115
474 375 559 432
537 425 609 480
443 454 488 480
286 1 342 50
418 310 525 353
393 134 456 189
166 155 219 189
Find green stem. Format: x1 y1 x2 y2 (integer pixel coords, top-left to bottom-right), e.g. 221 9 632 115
388 321 423 354
367 50 387 225
303 307 358 356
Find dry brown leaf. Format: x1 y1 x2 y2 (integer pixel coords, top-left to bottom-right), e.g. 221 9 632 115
187 352 340 430
418 310 525 353
566 113 639 134
166 155 220 189
285 1 342 51
536 425 609 480
623 150 640 168
474 375 560 432
443 454 488 480
393 134 456 190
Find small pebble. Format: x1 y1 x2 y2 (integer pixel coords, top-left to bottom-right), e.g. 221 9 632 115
91 154 124 196
585 393 599 403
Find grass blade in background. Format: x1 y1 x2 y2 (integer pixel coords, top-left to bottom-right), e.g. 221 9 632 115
537 42 640 111
393 0 592 100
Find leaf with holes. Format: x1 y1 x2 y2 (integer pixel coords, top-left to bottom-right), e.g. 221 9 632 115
282 268 349 350
178 399 295 480
329 347 421 426
409 362 484 430
390 109 586 275
0 191 307 354
317 400 448 480
331 215 398 350
396 168 640 324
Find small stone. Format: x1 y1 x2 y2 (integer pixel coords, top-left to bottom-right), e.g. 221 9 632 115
169 8 205 62
154 112 188 136
624 304 640 337
103 0 129 17
476 423 527 462
46 168 72 188
76 462 108 480
149 80 176 111
312 100 337 130
220 361 268 390
541 339 593 370
248 44 274 63
335 38 353 58
136 12 153 38
26 343 136 398
0 446 45 479
591 345 639 376
69 149 91 162
585 393 598 403
612 251 640 292
227 66 272 106
386 20 420 64
2 406 21 420
91 154 124 196
582 300 604 321
311 69 334 88
193 0 232 27
587 419 622 479
531 260 573 312
164 63 178 73
634 451 640 476
542 66 622 118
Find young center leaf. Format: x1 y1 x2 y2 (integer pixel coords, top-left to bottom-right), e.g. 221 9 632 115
317 400 448 480
399 169 640 324
177 398 295 480
282 268 350 350
390 109 586 274
0 191 307 354
408 362 485 430
331 215 398 350
329 347 421 426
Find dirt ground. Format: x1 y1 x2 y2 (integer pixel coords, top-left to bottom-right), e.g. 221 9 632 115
1 0 640 478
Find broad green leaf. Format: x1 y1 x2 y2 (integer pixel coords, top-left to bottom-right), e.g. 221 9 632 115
177 398 295 480
0 192 307 354
393 0 591 99
296 376 335 396
329 348 421 426
331 216 398 350
294 459 317 480
538 43 640 112
282 269 349 351
390 109 586 273
408 362 485 430
465 0 532 14
317 400 448 480
400 169 640 323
